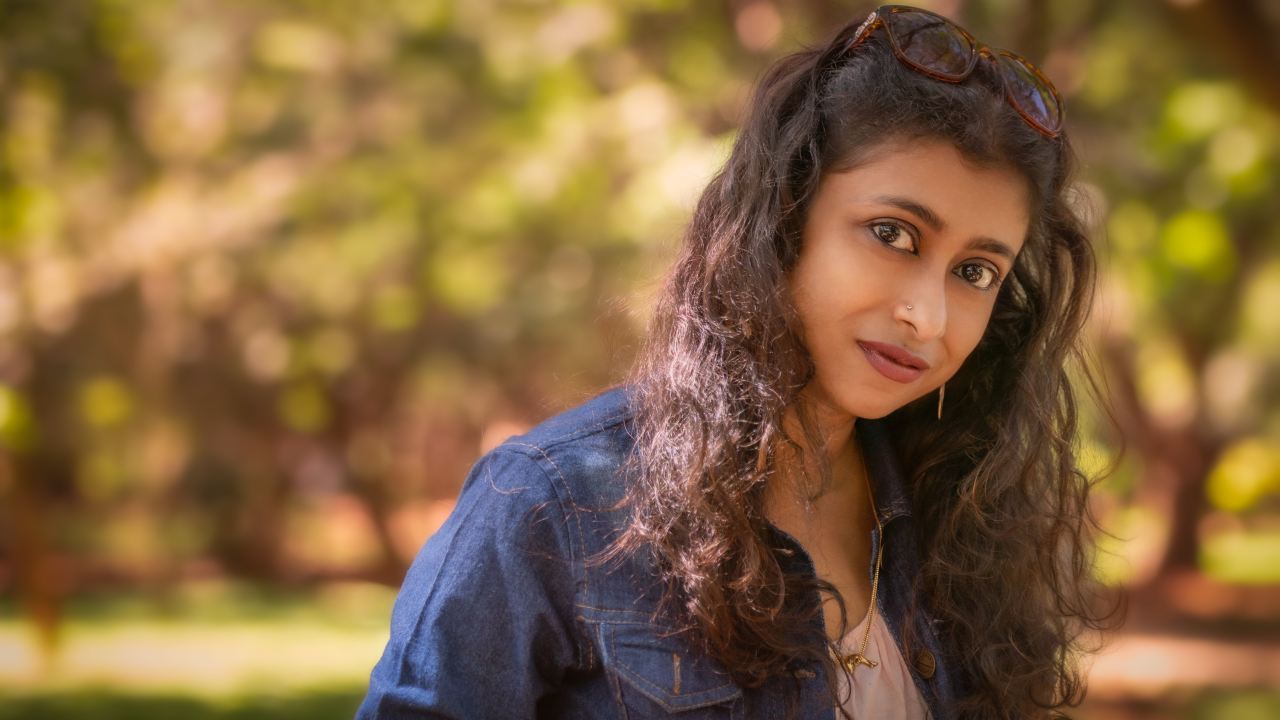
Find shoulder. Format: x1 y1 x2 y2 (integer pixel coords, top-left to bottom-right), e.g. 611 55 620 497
504 384 635 453
389 389 639 618
492 385 637 510
437 386 635 564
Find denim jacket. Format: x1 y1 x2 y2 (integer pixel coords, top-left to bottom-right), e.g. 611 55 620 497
359 387 961 719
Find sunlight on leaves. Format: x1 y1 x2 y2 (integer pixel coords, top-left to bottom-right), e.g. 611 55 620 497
1159 210 1235 283
279 383 330 433
1206 439 1280 513
1201 529 1280 584
0 386 37 452
1094 505 1166 586
1134 339 1197 427
79 377 134 429
1240 261 1280 351
256 21 341 73
1164 82 1245 142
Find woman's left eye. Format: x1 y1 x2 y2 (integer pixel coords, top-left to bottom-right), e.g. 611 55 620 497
955 262 1000 290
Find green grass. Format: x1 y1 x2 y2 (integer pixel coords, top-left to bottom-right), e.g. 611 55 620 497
0 687 365 720
3 581 1277 719
0 581 395 701
1081 689 1280 720
1189 689 1280 720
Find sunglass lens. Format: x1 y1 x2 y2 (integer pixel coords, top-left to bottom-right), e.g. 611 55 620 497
996 53 1062 132
884 9 974 78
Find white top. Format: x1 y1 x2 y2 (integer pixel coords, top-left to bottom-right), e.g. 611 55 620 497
834 611 931 719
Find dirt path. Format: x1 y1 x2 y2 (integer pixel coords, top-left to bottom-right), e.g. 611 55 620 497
1088 631 1280 699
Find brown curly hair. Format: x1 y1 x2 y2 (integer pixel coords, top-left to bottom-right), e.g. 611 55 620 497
610 16 1117 720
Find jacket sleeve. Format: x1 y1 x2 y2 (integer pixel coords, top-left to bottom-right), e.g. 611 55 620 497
357 445 584 719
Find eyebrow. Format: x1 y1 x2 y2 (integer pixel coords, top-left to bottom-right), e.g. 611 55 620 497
872 194 1019 261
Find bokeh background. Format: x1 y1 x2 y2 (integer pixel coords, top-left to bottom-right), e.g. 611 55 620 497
1 1 1278 718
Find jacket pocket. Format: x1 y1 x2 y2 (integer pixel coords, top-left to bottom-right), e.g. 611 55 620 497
600 622 744 718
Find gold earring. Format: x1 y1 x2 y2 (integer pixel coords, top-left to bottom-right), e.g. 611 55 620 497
936 382 945 420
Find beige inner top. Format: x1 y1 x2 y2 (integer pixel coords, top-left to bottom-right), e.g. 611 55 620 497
834 611 931 719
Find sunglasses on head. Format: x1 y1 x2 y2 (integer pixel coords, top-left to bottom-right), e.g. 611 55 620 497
846 5 1064 138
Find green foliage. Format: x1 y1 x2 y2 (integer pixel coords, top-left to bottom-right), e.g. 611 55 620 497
1207 440 1280 513
0 384 37 451
1201 529 1280 584
0 3 1277 709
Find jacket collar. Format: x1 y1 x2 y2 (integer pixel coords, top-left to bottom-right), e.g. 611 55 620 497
855 417 913 525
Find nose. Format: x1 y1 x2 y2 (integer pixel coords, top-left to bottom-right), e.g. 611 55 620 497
893 271 947 341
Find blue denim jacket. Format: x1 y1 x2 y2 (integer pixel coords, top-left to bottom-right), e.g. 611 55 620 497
359 387 960 719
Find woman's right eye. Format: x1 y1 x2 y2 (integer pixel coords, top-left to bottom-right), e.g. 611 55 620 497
868 221 918 254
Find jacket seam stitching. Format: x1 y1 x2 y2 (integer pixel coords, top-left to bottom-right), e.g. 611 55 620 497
503 441 592 671
523 409 631 450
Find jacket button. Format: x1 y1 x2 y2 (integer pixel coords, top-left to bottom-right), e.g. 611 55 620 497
913 650 936 679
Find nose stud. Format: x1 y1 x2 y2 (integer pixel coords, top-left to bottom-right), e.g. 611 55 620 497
906 304 914 311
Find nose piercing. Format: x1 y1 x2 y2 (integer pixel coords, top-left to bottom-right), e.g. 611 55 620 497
906 304 914 311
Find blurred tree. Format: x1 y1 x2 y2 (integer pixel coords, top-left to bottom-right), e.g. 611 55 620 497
0 0 1277 656
1094 0 1280 591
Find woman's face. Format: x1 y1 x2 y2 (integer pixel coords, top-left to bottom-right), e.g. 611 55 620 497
789 137 1030 421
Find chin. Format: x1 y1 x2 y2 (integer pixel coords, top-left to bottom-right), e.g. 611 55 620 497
832 389 910 421
855 404 898 420
805 376 920 422
849 398 903 420
844 377 938 420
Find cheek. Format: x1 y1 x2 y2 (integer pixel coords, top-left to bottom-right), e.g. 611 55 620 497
789 251 855 327
944 296 999 367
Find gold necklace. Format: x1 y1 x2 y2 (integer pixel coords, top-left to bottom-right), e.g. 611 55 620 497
836 469 884 673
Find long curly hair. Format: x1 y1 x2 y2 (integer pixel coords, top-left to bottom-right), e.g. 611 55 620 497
610 16 1116 720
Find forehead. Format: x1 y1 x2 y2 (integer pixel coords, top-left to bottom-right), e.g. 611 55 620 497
821 138 1032 254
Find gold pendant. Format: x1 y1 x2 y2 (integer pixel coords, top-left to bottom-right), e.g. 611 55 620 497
840 653 878 672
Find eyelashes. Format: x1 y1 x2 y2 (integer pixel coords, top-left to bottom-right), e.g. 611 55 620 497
866 220 1003 291
871 220 916 253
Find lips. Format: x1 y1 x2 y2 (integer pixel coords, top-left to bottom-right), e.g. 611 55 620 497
859 341 930 369
857 340 929 384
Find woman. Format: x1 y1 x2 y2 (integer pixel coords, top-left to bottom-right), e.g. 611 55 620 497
360 6 1112 718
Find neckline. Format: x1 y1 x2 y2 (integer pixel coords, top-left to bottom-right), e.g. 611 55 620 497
839 606 878 646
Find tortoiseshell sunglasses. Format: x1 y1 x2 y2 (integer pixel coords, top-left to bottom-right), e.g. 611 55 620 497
847 5 1064 138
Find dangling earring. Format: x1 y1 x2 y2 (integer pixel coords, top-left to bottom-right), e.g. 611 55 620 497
936 383 945 420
